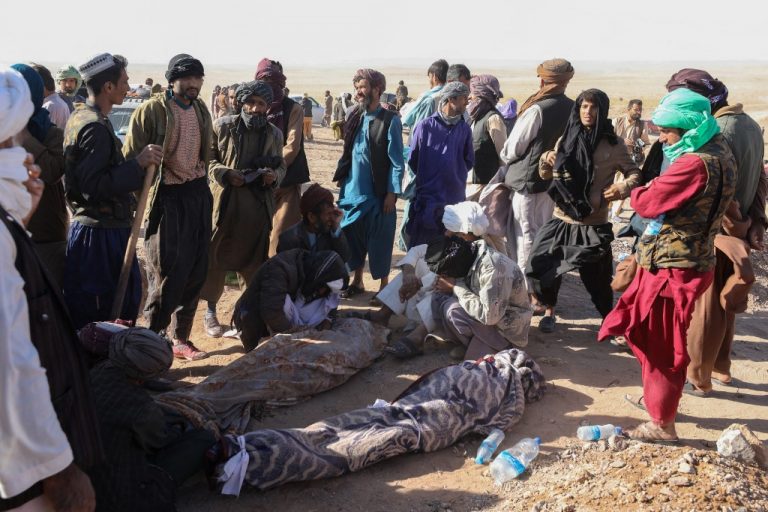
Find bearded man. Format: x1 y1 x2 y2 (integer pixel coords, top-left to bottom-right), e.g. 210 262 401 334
123 53 213 361
332 69 404 301
200 81 286 338
277 183 350 263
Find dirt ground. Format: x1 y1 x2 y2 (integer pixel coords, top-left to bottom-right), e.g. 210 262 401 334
139 116 768 512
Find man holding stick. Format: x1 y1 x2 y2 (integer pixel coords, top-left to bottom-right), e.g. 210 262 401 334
63 53 162 329
123 54 213 360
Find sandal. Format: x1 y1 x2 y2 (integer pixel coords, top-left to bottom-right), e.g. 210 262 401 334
624 393 646 411
683 381 711 397
340 284 365 299
341 310 372 321
626 422 679 445
711 373 733 387
539 315 556 333
384 336 424 359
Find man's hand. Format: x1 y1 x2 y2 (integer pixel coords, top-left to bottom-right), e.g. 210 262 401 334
43 463 96 512
602 184 622 202
747 223 765 251
262 169 276 186
435 276 455 294
21 153 43 227
624 138 634 147
383 192 396 214
136 144 163 169
398 268 422 302
225 170 245 187
543 151 556 167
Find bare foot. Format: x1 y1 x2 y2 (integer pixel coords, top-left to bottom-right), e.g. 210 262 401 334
712 371 733 386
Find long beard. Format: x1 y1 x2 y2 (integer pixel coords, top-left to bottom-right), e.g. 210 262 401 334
357 93 372 110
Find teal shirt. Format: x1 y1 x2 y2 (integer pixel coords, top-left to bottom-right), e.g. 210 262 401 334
338 106 404 227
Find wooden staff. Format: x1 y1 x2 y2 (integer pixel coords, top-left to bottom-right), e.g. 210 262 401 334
110 164 156 320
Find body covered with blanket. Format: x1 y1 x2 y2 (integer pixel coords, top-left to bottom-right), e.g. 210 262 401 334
215 348 545 494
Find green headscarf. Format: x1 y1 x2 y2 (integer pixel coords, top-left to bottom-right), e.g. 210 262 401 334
54 65 82 94
651 88 720 162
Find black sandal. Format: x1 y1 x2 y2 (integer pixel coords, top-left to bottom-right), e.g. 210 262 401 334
341 310 372 321
624 394 646 411
341 284 365 299
385 336 424 359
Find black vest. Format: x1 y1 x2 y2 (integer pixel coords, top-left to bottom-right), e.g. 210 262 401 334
279 97 310 187
471 109 502 185
505 94 573 194
332 107 396 198
63 106 136 226
0 207 103 511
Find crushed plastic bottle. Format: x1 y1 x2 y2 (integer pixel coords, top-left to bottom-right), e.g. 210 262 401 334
577 424 623 441
475 428 505 465
489 437 541 484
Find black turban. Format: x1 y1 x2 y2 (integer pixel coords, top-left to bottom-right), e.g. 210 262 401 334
425 235 477 278
165 53 205 82
235 80 273 106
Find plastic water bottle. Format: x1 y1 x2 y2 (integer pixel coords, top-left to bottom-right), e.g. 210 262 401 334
489 437 541 484
475 428 505 465
644 215 665 236
576 424 622 441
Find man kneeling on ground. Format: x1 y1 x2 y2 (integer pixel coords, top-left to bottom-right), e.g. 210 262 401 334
356 202 531 359
277 183 350 263
88 327 216 511
232 249 348 351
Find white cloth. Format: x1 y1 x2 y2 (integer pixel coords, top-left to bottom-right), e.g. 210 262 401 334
375 244 438 331
41 94 69 130
0 158 72 499
219 435 248 496
282 292 340 329
507 189 554 289
0 147 32 222
0 69 33 144
499 104 542 164
442 201 489 236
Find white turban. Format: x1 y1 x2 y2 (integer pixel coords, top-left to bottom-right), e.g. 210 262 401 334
442 201 489 236
0 69 33 144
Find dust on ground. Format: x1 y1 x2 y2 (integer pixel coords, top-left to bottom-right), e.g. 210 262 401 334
138 107 767 511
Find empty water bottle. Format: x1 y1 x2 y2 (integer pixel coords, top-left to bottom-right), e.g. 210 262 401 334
475 428 505 465
644 214 665 236
489 437 541 484
577 424 622 441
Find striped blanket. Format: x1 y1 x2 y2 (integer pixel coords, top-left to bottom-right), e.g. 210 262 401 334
217 348 546 494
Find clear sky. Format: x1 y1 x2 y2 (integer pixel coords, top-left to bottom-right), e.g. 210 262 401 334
2 0 765 69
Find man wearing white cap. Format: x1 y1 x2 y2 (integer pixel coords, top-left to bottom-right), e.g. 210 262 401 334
0 68 99 512
62 53 163 330
351 201 531 359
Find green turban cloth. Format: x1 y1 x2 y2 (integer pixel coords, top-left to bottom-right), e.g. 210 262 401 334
651 88 720 163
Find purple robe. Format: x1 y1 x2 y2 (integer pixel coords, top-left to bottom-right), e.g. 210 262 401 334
406 112 474 247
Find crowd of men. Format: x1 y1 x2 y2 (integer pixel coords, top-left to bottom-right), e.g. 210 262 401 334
0 52 765 510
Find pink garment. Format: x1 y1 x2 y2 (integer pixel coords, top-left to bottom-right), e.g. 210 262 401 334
630 154 707 217
599 267 712 423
